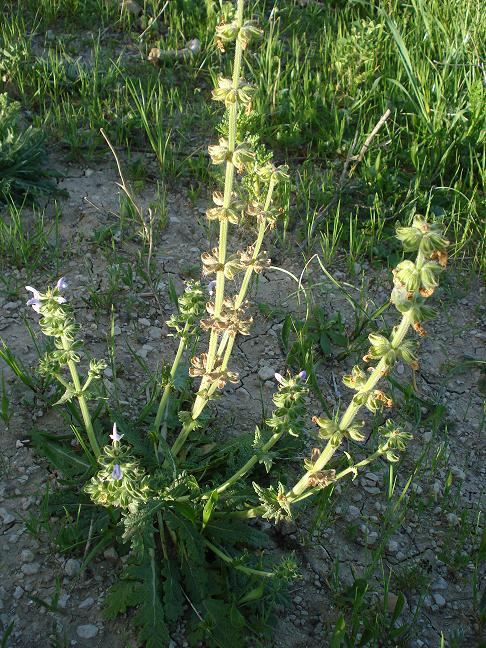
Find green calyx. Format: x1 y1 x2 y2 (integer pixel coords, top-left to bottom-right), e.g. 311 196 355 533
393 259 443 294
378 419 413 462
85 444 152 509
212 77 254 109
396 214 449 256
166 280 205 338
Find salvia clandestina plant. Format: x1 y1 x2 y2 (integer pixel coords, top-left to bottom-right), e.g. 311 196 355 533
1 2 451 646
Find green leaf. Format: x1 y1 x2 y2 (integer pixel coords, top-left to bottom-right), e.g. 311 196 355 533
168 278 179 310
202 490 219 530
205 519 269 548
390 591 405 625
238 582 265 605
132 553 170 648
162 558 184 622
319 333 331 355
31 432 92 475
281 314 291 353
330 615 346 648
104 579 137 620
328 330 347 347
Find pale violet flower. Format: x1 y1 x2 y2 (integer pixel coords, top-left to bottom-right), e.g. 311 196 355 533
111 464 123 481
208 280 217 296
25 286 42 313
298 370 307 380
26 284 66 314
109 422 123 444
56 277 69 291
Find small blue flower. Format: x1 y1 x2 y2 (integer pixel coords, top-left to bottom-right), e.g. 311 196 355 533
56 277 69 291
111 464 123 481
208 280 217 296
298 370 307 380
109 422 123 444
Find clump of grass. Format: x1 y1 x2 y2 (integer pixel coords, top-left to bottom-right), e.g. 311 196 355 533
0 93 58 201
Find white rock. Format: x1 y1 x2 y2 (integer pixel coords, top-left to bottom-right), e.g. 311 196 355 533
346 505 361 519
0 508 15 524
432 576 448 591
21 562 40 575
103 547 118 561
20 549 35 563
446 512 460 526
64 558 81 577
58 592 70 609
258 366 276 381
149 326 163 339
433 593 446 607
13 586 23 600
451 466 466 480
76 624 99 639
79 596 94 609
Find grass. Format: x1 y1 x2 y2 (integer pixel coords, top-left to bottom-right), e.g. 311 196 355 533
0 0 484 268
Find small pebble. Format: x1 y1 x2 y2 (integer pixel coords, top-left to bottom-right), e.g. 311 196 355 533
64 558 81 577
21 562 40 575
76 624 99 639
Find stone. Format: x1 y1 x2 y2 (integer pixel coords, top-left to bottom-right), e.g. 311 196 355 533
258 365 276 381
346 505 361 519
433 593 446 607
387 540 399 553
64 558 81 577
79 596 95 609
76 624 99 639
58 592 70 609
0 508 15 524
103 547 118 561
432 576 448 591
451 466 466 480
120 0 141 15
13 586 23 600
20 549 35 563
21 562 40 575
364 472 380 482
149 326 163 339
446 512 460 526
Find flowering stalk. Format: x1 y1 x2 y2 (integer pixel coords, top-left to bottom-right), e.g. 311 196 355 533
172 0 285 456
26 278 104 458
153 281 204 444
197 0 246 383
236 215 449 520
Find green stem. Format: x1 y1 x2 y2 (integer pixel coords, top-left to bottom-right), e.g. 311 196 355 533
204 538 274 578
154 332 188 440
202 428 285 498
63 344 100 458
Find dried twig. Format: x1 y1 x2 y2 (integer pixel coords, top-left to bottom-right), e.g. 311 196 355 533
309 108 392 238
